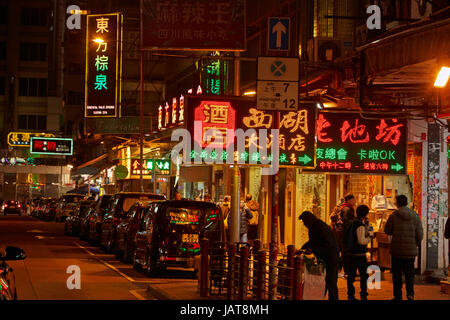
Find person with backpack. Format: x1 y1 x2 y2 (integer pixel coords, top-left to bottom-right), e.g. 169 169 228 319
384 195 423 301
343 204 374 300
331 194 356 276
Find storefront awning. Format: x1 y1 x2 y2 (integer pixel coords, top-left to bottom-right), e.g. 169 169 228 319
359 16 450 77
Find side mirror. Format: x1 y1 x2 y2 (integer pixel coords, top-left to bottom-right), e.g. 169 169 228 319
2 246 26 261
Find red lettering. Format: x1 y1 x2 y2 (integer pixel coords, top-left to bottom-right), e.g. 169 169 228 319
375 119 404 146
316 114 333 143
340 119 370 143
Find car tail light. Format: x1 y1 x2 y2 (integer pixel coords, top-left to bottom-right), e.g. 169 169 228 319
18 204 21 208
4 204 7 208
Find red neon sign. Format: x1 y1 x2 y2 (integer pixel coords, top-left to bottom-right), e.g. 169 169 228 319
193 100 236 148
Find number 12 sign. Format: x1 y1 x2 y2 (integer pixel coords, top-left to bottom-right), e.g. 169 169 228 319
257 57 299 111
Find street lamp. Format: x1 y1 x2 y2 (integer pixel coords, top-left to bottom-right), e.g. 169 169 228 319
434 66 450 88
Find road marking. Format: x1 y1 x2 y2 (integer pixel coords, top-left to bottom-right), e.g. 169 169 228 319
129 289 149 300
73 241 155 284
74 242 137 282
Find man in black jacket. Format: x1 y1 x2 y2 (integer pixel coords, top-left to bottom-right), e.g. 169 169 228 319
384 195 423 301
343 205 374 300
299 211 340 300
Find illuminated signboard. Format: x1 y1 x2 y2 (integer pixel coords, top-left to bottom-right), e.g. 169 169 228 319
7 132 55 147
185 95 317 167
311 113 407 174
85 13 122 117
130 159 171 177
142 0 246 51
30 137 73 156
201 58 229 95
158 86 201 131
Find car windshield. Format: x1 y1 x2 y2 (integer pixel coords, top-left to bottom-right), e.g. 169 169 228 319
115 194 165 215
166 207 204 226
63 195 85 204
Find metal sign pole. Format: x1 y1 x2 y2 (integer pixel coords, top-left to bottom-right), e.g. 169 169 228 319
230 51 241 244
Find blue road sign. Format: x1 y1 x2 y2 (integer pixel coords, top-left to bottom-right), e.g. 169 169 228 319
268 17 290 51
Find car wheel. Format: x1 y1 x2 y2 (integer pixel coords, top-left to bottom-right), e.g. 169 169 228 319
132 251 140 270
146 249 159 277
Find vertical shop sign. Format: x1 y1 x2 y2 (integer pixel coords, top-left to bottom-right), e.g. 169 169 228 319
312 113 407 174
201 57 229 95
426 123 441 269
85 13 122 117
142 0 246 51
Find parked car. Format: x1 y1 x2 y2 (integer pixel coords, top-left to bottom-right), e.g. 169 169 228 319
87 195 113 245
115 200 162 263
79 202 97 240
2 200 23 216
133 200 223 276
100 192 166 253
0 246 26 300
41 201 58 221
64 200 95 236
56 193 86 222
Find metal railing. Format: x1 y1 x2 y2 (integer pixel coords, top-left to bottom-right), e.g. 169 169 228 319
200 239 305 300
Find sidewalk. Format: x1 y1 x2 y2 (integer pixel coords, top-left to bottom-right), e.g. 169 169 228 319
144 272 450 300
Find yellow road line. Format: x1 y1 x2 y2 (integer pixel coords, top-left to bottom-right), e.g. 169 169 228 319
129 289 149 301
74 241 138 283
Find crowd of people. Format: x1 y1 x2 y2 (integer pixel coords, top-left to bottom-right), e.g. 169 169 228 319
299 193 424 301
172 190 444 301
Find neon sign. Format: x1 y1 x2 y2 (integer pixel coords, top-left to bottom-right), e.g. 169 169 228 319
30 137 73 156
85 13 122 117
7 132 55 147
312 113 407 174
185 96 316 167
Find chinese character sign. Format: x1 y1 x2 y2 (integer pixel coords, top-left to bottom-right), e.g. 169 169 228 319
313 113 407 174
7 132 55 147
85 13 122 117
185 95 316 167
142 0 246 51
201 58 229 95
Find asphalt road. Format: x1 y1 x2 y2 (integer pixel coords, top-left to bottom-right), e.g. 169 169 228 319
0 214 195 300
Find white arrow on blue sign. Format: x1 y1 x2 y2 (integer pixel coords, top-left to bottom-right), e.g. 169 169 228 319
268 17 290 51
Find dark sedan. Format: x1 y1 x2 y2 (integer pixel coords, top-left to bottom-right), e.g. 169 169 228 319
65 200 96 236
2 201 23 216
100 192 166 253
115 200 162 263
0 246 26 300
133 200 224 276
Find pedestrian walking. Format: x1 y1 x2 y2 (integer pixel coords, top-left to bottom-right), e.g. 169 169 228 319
298 211 340 300
239 200 253 243
343 204 374 300
384 195 423 301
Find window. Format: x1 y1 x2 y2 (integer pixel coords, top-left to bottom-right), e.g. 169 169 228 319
20 43 47 61
18 115 47 130
18 78 47 97
0 77 5 95
21 8 48 26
